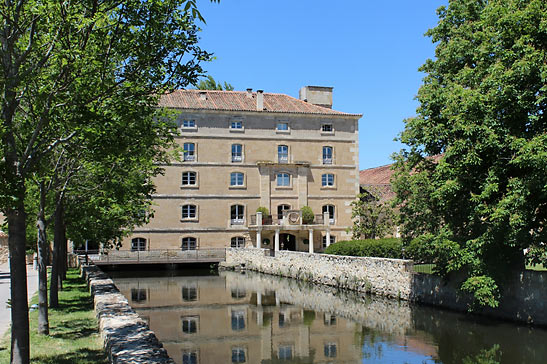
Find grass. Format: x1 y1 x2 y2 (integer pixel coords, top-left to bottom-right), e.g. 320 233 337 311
0 268 107 364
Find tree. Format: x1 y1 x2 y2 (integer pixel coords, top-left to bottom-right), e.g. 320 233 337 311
392 0 546 308
196 75 234 90
349 190 395 240
0 1 215 362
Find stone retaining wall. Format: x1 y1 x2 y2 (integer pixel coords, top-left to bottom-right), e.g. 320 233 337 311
226 248 547 326
82 265 174 364
226 248 414 299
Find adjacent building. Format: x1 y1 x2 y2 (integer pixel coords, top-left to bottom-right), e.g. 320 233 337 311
123 86 361 253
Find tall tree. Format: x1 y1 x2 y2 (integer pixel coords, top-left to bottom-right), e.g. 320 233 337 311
393 0 547 308
0 1 215 362
349 190 395 240
196 75 234 90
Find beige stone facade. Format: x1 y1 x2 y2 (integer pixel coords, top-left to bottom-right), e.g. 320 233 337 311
123 87 361 252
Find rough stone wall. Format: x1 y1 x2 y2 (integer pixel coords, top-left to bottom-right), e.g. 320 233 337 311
227 248 547 326
226 248 414 299
221 270 412 336
82 265 174 364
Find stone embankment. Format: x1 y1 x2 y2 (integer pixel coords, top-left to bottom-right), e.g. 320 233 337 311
225 248 547 326
225 248 414 299
82 265 174 364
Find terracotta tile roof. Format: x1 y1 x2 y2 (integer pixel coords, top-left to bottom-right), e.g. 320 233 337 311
359 164 394 186
158 90 360 116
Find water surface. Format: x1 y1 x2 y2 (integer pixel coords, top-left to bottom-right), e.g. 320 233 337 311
109 269 547 364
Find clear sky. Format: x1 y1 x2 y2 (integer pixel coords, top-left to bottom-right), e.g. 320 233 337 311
196 0 447 170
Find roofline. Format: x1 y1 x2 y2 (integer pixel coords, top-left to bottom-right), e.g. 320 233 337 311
160 106 362 118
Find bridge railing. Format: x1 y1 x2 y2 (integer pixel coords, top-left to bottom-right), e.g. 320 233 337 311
74 248 226 264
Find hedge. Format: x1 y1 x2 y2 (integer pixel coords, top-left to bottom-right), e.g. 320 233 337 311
324 238 404 259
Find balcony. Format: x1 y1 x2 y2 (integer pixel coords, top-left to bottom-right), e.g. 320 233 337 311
250 213 324 226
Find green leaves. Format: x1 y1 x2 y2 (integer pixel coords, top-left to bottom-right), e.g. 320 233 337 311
393 0 546 308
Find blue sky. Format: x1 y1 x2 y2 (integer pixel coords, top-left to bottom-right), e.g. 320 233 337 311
196 0 447 169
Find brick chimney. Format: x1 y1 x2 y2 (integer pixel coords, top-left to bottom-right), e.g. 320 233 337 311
299 86 333 109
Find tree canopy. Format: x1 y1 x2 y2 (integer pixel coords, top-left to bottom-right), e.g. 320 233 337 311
196 75 234 90
392 0 547 308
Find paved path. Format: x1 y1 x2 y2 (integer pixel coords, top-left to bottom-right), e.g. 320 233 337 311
0 262 39 337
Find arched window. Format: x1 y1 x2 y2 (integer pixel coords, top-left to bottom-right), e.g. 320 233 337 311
131 237 146 251
277 173 290 187
277 204 291 219
231 237 246 248
182 205 197 219
183 142 196 161
322 146 333 164
278 145 289 163
182 237 197 250
322 205 335 223
231 205 245 225
231 144 243 162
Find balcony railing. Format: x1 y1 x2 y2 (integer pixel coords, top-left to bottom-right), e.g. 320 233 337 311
250 214 324 226
278 155 289 163
230 218 245 226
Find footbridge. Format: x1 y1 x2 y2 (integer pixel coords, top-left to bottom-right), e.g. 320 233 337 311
77 248 226 266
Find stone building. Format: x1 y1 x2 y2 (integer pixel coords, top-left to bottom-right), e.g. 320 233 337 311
0 213 6 247
123 86 361 252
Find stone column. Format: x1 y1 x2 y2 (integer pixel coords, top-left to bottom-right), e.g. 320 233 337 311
326 229 331 248
274 229 280 251
256 230 262 249
323 211 331 248
308 229 314 254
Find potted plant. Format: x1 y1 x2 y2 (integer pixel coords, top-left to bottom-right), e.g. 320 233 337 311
256 207 270 224
301 206 314 224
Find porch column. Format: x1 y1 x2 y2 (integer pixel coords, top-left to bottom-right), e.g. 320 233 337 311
256 230 262 249
308 229 314 254
326 229 331 248
274 229 280 251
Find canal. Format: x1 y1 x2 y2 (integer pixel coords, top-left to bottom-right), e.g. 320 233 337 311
108 268 547 364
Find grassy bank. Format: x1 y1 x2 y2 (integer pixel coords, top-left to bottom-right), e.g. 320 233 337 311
0 269 107 364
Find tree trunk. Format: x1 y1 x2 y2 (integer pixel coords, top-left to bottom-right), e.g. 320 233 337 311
7 203 30 364
50 202 62 307
36 185 49 335
61 222 67 283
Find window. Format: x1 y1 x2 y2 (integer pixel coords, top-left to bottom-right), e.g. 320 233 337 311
231 144 243 162
321 123 333 132
231 237 246 248
278 346 293 360
230 119 243 130
322 173 334 187
182 119 196 128
322 146 333 164
182 204 197 219
324 343 337 358
322 204 335 223
182 285 198 301
131 288 147 303
230 172 244 187
324 314 337 326
182 351 198 364
277 173 290 187
278 145 288 163
278 313 286 328
231 288 246 299
231 310 246 331
182 237 197 250
232 348 246 363
131 238 146 252
181 316 199 334
322 235 336 248
276 122 289 131
231 205 245 225
182 171 197 186
183 143 196 161
277 204 291 220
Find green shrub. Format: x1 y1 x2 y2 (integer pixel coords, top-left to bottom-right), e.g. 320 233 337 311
256 206 269 216
324 238 404 259
301 206 314 224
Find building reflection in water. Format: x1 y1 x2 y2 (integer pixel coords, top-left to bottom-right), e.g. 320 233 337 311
110 269 547 364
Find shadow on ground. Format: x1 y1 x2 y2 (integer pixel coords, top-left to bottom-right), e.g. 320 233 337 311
32 348 106 364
